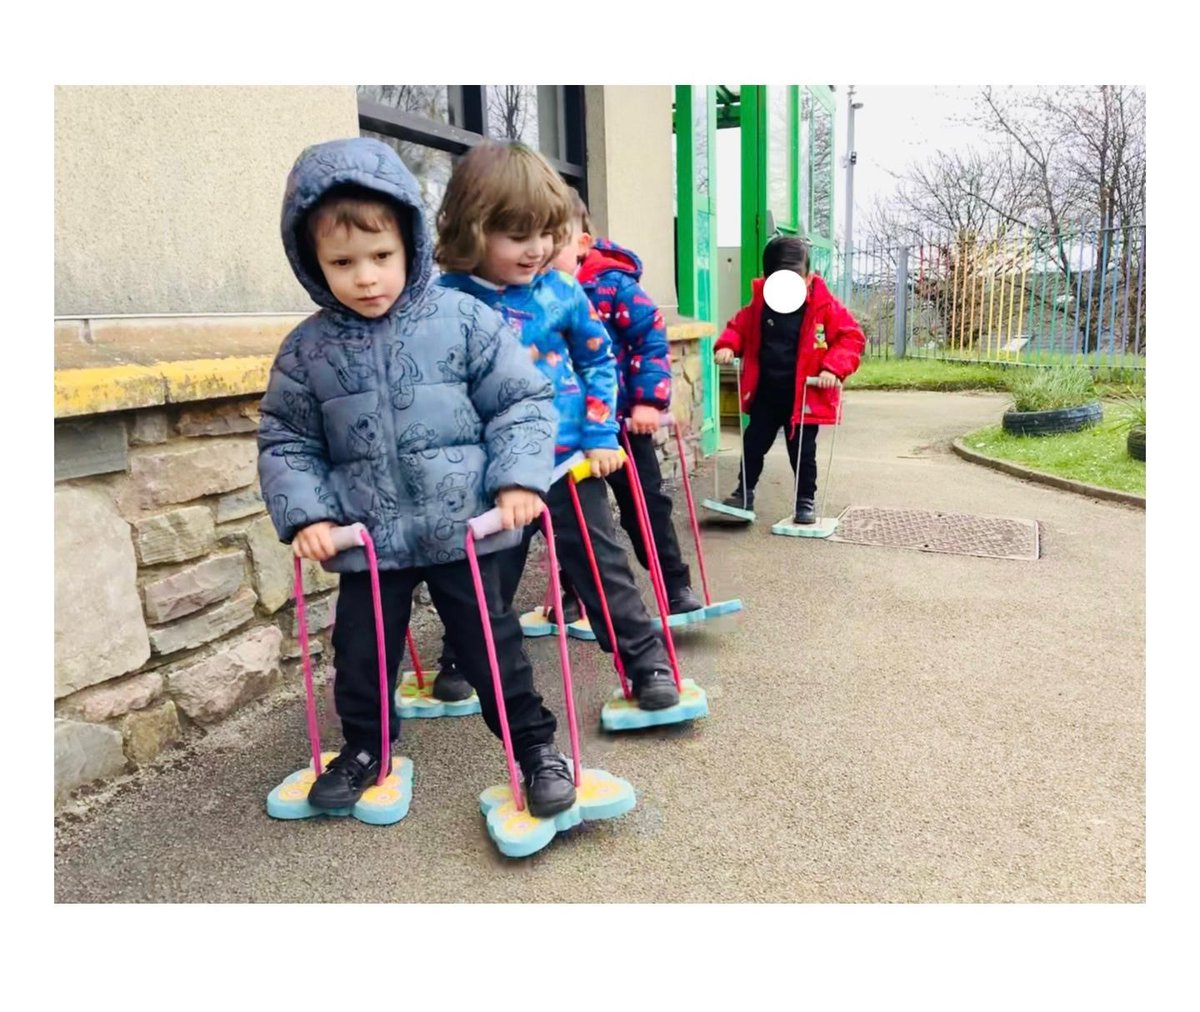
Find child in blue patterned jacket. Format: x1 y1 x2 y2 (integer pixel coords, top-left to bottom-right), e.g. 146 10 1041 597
258 137 577 818
434 141 681 713
550 188 702 616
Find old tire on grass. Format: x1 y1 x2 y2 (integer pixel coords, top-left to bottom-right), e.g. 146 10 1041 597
1001 400 1102 437
1127 424 1146 461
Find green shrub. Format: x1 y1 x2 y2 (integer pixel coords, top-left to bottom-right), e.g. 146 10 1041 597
1008 367 1098 412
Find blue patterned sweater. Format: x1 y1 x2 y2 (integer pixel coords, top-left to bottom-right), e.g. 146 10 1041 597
438 271 619 464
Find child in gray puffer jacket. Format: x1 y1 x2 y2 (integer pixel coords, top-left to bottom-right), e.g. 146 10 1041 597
257 137 577 818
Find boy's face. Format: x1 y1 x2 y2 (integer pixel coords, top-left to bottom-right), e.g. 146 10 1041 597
479 230 555 287
549 217 591 274
314 220 407 318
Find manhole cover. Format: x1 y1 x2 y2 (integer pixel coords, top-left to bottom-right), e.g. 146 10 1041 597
828 506 1039 560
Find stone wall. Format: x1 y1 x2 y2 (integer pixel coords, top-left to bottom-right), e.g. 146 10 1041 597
54 395 341 805
52 334 708 807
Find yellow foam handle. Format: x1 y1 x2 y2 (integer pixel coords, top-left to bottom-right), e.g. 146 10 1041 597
568 448 627 482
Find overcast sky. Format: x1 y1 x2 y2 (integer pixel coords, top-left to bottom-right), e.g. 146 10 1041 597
716 85 999 247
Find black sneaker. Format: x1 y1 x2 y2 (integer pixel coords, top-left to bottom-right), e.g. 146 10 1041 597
722 489 754 512
432 663 474 702
634 669 681 711
519 743 577 818
793 498 817 525
668 585 704 615
557 593 583 626
308 744 388 810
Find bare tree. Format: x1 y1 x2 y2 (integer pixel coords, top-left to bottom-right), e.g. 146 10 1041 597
977 86 1146 351
487 86 538 144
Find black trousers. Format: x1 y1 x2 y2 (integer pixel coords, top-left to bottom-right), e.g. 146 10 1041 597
736 378 820 506
444 472 670 680
333 558 556 759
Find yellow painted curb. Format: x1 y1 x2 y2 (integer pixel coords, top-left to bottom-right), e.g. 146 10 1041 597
55 355 274 418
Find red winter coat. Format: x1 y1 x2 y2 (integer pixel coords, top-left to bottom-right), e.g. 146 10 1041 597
714 273 865 427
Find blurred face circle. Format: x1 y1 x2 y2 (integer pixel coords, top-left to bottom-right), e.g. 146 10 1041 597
763 269 807 313
315 221 406 318
480 230 555 286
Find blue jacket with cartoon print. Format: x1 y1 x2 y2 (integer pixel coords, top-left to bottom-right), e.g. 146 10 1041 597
256 137 557 572
437 270 619 464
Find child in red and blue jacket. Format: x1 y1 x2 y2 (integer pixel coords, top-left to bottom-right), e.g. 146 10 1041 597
551 189 703 615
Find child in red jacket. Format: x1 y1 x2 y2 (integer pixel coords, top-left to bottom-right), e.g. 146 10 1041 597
713 236 865 523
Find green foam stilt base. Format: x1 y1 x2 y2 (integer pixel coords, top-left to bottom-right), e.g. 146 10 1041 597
396 670 481 719
479 768 637 858
600 678 709 731
701 498 756 523
266 753 413 826
771 516 839 538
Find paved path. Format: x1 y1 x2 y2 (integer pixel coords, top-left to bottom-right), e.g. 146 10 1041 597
55 391 1144 902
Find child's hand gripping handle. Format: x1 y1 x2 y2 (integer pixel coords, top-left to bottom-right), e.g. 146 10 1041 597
806 375 843 388
327 523 367 553
568 448 627 483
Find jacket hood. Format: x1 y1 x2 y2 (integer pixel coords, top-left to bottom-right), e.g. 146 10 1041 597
578 239 643 284
281 137 432 315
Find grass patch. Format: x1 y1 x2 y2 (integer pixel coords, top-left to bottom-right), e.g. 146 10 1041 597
848 355 1144 399
1007 366 1097 412
962 403 1145 495
848 358 1010 391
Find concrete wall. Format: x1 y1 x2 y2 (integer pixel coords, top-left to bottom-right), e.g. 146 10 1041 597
586 86 677 314
55 86 359 317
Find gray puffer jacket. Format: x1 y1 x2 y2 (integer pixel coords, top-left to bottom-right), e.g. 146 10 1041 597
257 137 557 572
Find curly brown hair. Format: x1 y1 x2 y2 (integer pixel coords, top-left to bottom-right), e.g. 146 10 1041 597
435 141 572 272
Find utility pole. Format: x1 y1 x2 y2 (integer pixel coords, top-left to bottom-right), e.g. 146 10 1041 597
842 86 863 299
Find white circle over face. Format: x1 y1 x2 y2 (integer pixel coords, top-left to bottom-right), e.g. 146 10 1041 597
763 270 807 313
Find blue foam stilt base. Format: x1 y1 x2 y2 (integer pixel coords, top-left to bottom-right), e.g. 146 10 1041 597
566 617 597 641
396 670 481 719
519 608 557 638
600 678 709 731
651 599 744 630
701 498 756 522
479 768 637 858
266 753 414 826
771 515 839 539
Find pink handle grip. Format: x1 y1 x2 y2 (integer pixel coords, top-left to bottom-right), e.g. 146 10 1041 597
328 523 366 552
467 508 505 539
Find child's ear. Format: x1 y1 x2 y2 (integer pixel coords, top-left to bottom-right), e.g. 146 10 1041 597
580 231 593 253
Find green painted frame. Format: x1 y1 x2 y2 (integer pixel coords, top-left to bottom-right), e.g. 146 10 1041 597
674 85 721 456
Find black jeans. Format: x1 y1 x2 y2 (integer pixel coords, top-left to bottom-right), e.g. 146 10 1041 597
736 378 820 506
444 472 670 680
333 558 556 760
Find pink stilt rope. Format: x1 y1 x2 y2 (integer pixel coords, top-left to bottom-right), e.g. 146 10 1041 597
464 509 583 813
468 504 637 857
294 525 390 786
267 523 414 826
670 420 712 607
406 629 425 690
566 475 633 701
635 414 743 625
619 430 683 691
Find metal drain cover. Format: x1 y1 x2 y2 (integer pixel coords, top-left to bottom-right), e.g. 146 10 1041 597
828 506 1039 560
